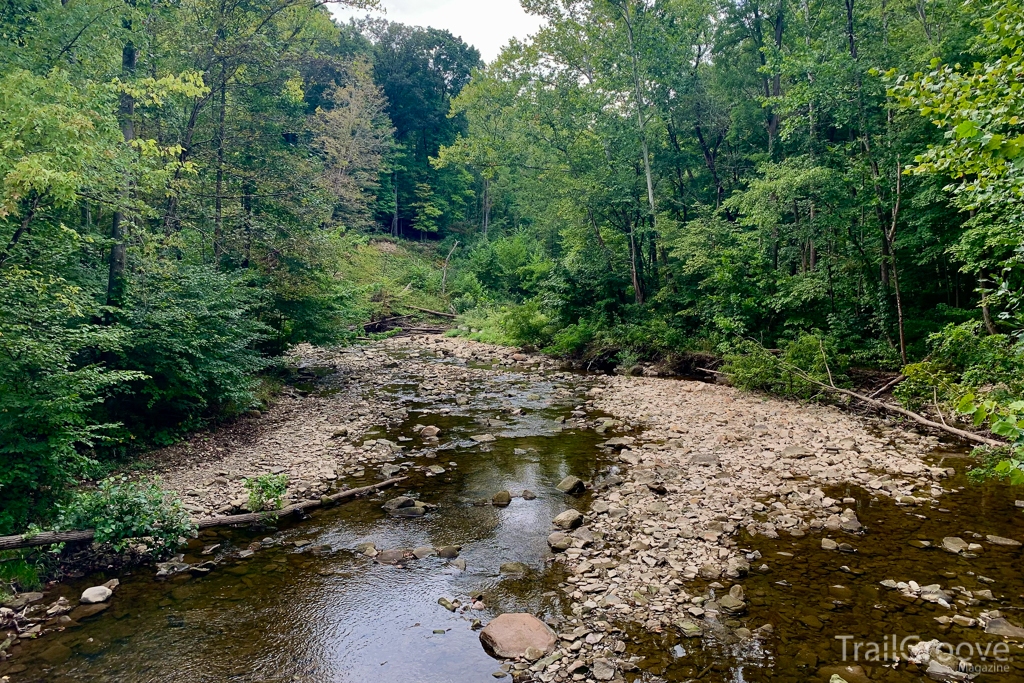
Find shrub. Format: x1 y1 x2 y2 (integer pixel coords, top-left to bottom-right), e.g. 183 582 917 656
243 474 289 513
54 477 196 554
724 333 850 399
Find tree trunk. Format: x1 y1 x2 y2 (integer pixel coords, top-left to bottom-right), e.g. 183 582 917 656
214 69 227 261
107 37 136 308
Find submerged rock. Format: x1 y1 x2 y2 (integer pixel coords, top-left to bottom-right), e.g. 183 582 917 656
492 491 512 507
479 613 556 659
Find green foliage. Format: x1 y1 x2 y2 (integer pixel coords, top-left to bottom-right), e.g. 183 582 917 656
243 474 289 513
55 477 196 554
0 553 43 597
957 396 1024 483
724 334 850 399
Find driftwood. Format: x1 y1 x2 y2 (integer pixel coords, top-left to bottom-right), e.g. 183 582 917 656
404 305 456 319
868 374 906 399
0 477 406 552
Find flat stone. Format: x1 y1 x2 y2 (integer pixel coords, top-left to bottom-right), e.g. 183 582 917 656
80 586 113 604
592 658 616 681
690 453 720 466
69 603 110 621
986 535 1022 547
782 445 815 459
472 434 497 443
412 546 435 559
376 549 410 564
479 613 556 659
382 496 416 512
552 509 584 530
821 538 838 550
719 594 747 615
942 537 969 554
436 545 461 559
817 665 871 683
985 617 1024 639
501 562 530 574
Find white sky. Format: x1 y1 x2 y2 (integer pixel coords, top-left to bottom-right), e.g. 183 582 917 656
332 0 544 62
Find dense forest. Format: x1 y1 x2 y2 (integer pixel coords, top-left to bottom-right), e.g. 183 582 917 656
1 0 1022 537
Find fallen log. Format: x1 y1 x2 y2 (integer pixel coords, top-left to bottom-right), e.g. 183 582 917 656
868 374 906 399
403 305 456 319
0 477 407 552
782 363 1004 448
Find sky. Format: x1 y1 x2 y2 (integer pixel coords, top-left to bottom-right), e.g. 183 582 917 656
331 0 544 62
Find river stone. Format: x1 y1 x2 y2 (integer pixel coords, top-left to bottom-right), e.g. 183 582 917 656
355 542 377 557
592 658 616 681
547 532 572 552
556 476 586 495
690 453 720 466
2 592 44 609
413 546 435 559
382 496 416 512
782 445 815 459
69 603 110 621
421 426 441 437
80 586 112 605
522 490 537 500
986 535 1022 547
37 643 72 665
479 613 556 659
985 617 1024 638
677 620 702 638
552 509 584 530
817 665 870 683
942 537 969 554
472 434 497 443
501 562 530 574
719 594 746 615
492 491 512 507
377 549 410 564
437 545 461 559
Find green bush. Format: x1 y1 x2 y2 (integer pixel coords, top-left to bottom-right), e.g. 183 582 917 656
724 333 850 399
0 269 144 535
243 474 289 513
108 264 271 442
55 477 196 554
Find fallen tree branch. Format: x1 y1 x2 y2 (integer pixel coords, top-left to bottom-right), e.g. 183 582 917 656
403 305 457 319
868 374 906 399
781 363 1004 447
0 478 406 552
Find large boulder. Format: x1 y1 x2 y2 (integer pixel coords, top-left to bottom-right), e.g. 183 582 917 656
479 613 556 659
556 476 586 495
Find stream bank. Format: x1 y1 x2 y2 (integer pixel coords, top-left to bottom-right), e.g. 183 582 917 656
2 336 1023 683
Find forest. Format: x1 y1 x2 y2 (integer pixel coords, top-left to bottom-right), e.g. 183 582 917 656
1 0 1023 539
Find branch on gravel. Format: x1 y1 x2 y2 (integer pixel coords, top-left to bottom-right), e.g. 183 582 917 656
779 361 1004 448
0 478 407 552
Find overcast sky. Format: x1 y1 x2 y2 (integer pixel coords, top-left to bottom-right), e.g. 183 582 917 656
332 0 544 62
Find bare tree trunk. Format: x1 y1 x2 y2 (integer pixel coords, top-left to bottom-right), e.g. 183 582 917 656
107 36 136 307
391 171 399 238
980 271 999 334
214 69 227 261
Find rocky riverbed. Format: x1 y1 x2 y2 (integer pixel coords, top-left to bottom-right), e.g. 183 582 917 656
3 335 1024 683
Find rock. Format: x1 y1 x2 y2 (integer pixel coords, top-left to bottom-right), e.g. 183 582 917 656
501 562 530 574
421 426 441 438
2 592 44 609
719 594 747 615
412 546 435 559
382 496 416 512
556 476 586 495
548 532 572 552
942 537 969 554
817 665 870 683
699 563 721 580
986 535 1022 547
985 617 1024 638
492 491 512 507
479 613 556 659
436 545 461 559
472 434 497 443
522 490 537 500
552 509 584 530
524 646 544 662
355 542 377 557
438 597 458 612
69 602 110 621
830 677 850 683
377 549 410 564
677 620 702 638
821 538 838 551
685 453 718 467
426 465 446 475
782 445 815 459
80 586 113 605
452 559 467 571
592 658 616 681
925 660 972 682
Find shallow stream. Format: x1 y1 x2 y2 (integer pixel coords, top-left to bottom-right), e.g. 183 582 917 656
5 351 1024 683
